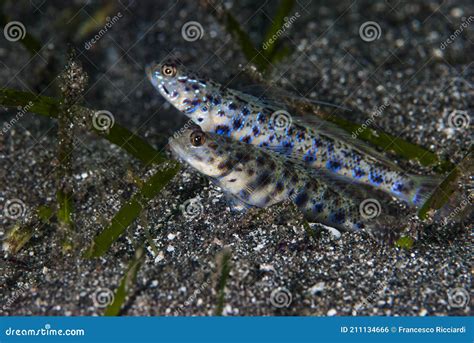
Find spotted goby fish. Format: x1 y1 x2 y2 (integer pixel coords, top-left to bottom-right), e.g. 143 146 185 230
148 60 440 207
169 126 403 238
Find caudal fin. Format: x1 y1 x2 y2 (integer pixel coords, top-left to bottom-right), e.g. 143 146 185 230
435 190 473 226
410 175 443 207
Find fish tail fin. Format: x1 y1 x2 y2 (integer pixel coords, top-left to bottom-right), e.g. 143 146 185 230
410 175 443 207
435 191 473 226
363 214 405 245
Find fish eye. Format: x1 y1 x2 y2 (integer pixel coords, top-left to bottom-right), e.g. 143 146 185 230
190 130 206 147
161 64 177 77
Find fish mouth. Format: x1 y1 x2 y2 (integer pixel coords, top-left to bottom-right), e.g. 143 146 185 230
168 144 181 161
145 63 163 85
145 64 154 81
168 138 185 161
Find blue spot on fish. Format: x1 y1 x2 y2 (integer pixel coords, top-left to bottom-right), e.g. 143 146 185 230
185 107 197 114
352 167 365 179
392 181 404 193
252 126 260 136
330 211 345 224
215 125 231 136
294 192 309 206
412 188 423 205
241 107 250 116
369 172 384 185
326 160 341 172
257 112 267 124
303 151 317 162
312 138 322 148
213 96 221 105
313 203 324 213
232 118 244 130
296 131 305 142
240 135 253 143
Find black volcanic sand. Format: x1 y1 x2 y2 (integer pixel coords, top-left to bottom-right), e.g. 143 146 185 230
0 0 472 316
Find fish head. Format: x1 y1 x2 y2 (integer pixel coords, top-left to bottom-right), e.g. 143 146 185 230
147 59 216 129
169 126 230 177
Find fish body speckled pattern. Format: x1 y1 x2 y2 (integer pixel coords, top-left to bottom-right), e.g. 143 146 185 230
169 127 397 233
148 60 439 208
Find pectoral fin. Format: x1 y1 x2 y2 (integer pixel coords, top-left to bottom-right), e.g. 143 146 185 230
224 192 252 213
